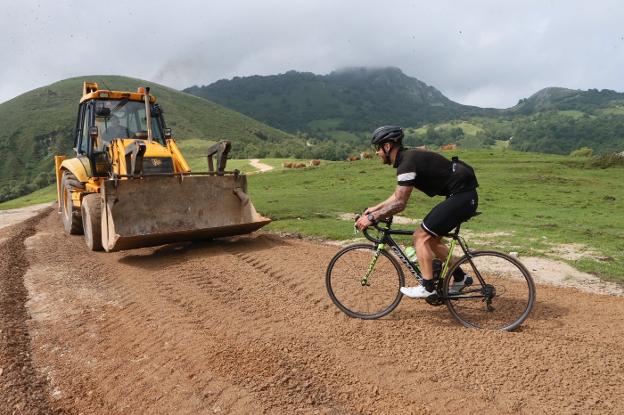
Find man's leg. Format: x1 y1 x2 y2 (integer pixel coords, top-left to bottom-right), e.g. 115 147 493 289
429 238 467 282
429 237 449 260
401 190 475 298
399 228 437 298
414 227 435 278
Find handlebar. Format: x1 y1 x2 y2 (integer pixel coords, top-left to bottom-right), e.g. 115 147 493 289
354 213 393 243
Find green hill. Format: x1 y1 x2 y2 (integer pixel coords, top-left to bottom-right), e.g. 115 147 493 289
0 75 303 202
3 72 624 202
185 67 624 155
511 87 624 114
184 67 493 134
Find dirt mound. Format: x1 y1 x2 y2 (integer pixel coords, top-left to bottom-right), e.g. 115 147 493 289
1 210 623 414
0 208 64 414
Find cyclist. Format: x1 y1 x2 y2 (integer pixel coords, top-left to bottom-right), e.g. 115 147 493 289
355 125 479 298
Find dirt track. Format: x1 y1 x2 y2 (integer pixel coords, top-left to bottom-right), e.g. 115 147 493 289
1 209 623 414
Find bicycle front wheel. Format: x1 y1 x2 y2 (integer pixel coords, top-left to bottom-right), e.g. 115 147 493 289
326 243 405 319
443 251 536 331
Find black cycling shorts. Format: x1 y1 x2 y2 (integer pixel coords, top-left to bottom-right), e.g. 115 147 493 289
421 190 478 237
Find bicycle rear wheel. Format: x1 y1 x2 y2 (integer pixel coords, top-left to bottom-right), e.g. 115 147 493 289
443 251 535 331
326 243 404 319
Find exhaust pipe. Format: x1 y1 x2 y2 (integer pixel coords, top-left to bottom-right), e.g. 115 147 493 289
143 87 153 143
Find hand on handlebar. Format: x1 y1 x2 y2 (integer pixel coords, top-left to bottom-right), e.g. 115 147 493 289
355 210 375 231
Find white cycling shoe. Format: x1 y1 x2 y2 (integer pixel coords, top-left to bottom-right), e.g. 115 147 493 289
400 285 435 298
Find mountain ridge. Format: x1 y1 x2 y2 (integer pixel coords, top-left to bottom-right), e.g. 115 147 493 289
185 66 494 133
186 67 624 128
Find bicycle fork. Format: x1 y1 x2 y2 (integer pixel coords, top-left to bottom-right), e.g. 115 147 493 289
361 243 385 286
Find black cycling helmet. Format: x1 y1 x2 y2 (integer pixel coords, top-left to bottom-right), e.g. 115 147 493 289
371 125 404 148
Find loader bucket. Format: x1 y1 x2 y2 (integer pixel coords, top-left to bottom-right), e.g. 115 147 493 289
100 174 271 252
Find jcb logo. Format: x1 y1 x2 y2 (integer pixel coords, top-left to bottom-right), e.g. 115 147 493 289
150 158 162 167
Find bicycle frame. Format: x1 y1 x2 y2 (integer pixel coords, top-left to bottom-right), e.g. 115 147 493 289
359 218 485 299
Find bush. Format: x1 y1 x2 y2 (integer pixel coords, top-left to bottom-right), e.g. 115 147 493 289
586 152 624 168
570 147 593 157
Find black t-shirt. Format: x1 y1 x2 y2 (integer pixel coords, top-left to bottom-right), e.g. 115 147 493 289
395 148 479 197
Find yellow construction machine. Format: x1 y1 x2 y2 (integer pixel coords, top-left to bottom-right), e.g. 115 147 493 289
55 82 270 251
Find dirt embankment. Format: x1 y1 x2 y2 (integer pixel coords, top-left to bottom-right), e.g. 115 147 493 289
1 210 623 414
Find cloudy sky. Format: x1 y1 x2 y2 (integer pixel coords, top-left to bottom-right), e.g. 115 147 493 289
1 0 623 108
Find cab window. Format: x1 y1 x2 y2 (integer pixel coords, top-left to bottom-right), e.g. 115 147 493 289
94 99 164 145
79 104 90 154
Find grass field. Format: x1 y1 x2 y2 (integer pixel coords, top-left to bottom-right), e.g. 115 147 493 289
176 140 326 173
410 121 483 136
3 150 622 282
247 149 624 282
0 185 56 210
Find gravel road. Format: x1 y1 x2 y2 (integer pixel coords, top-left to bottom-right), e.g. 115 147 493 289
1 209 623 414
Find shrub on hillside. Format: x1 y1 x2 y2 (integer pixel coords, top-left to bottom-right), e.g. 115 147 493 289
585 152 624 168
570 147 593 157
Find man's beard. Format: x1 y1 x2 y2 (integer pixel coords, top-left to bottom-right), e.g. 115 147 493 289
382 151 391 165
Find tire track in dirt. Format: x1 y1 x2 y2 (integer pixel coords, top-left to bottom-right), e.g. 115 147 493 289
110 255 352 413
226 244 338 316
12 210 624 414
51 250 255 413
128 242 358 413
22 215 346 413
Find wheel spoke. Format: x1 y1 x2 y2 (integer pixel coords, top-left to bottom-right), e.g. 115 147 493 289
326 244 404 319
444 251 535 331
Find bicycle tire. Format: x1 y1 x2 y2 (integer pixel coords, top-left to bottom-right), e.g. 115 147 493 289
326 243 405 319
443 250 536 331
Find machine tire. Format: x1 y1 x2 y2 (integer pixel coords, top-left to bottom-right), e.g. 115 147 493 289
81 193 103 251
60 171 84 235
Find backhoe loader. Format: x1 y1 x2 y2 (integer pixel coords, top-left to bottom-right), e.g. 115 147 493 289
55 82 270 251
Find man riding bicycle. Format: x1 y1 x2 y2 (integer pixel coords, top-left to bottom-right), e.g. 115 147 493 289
355 126 479 298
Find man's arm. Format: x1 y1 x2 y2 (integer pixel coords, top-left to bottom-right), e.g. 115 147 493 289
356 185 413 230
365 194 396 214
373 185 412 219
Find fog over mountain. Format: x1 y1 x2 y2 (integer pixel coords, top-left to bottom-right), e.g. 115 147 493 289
1 0 623 107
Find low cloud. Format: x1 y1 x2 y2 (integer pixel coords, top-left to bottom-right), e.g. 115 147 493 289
1 0 623 108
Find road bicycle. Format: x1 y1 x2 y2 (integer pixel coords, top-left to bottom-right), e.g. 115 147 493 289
325 213 535 331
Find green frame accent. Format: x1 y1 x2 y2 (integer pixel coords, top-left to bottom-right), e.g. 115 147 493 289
440 238 457 280
361 243 385 286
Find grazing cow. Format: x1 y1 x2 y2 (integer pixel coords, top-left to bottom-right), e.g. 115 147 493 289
347 155 360 162
360 151 373 159
283 162 293 168
441 143 457 151
309 159 321 166
295 163 306 168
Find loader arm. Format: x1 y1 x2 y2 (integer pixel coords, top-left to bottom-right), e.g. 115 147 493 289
206 141 231 176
